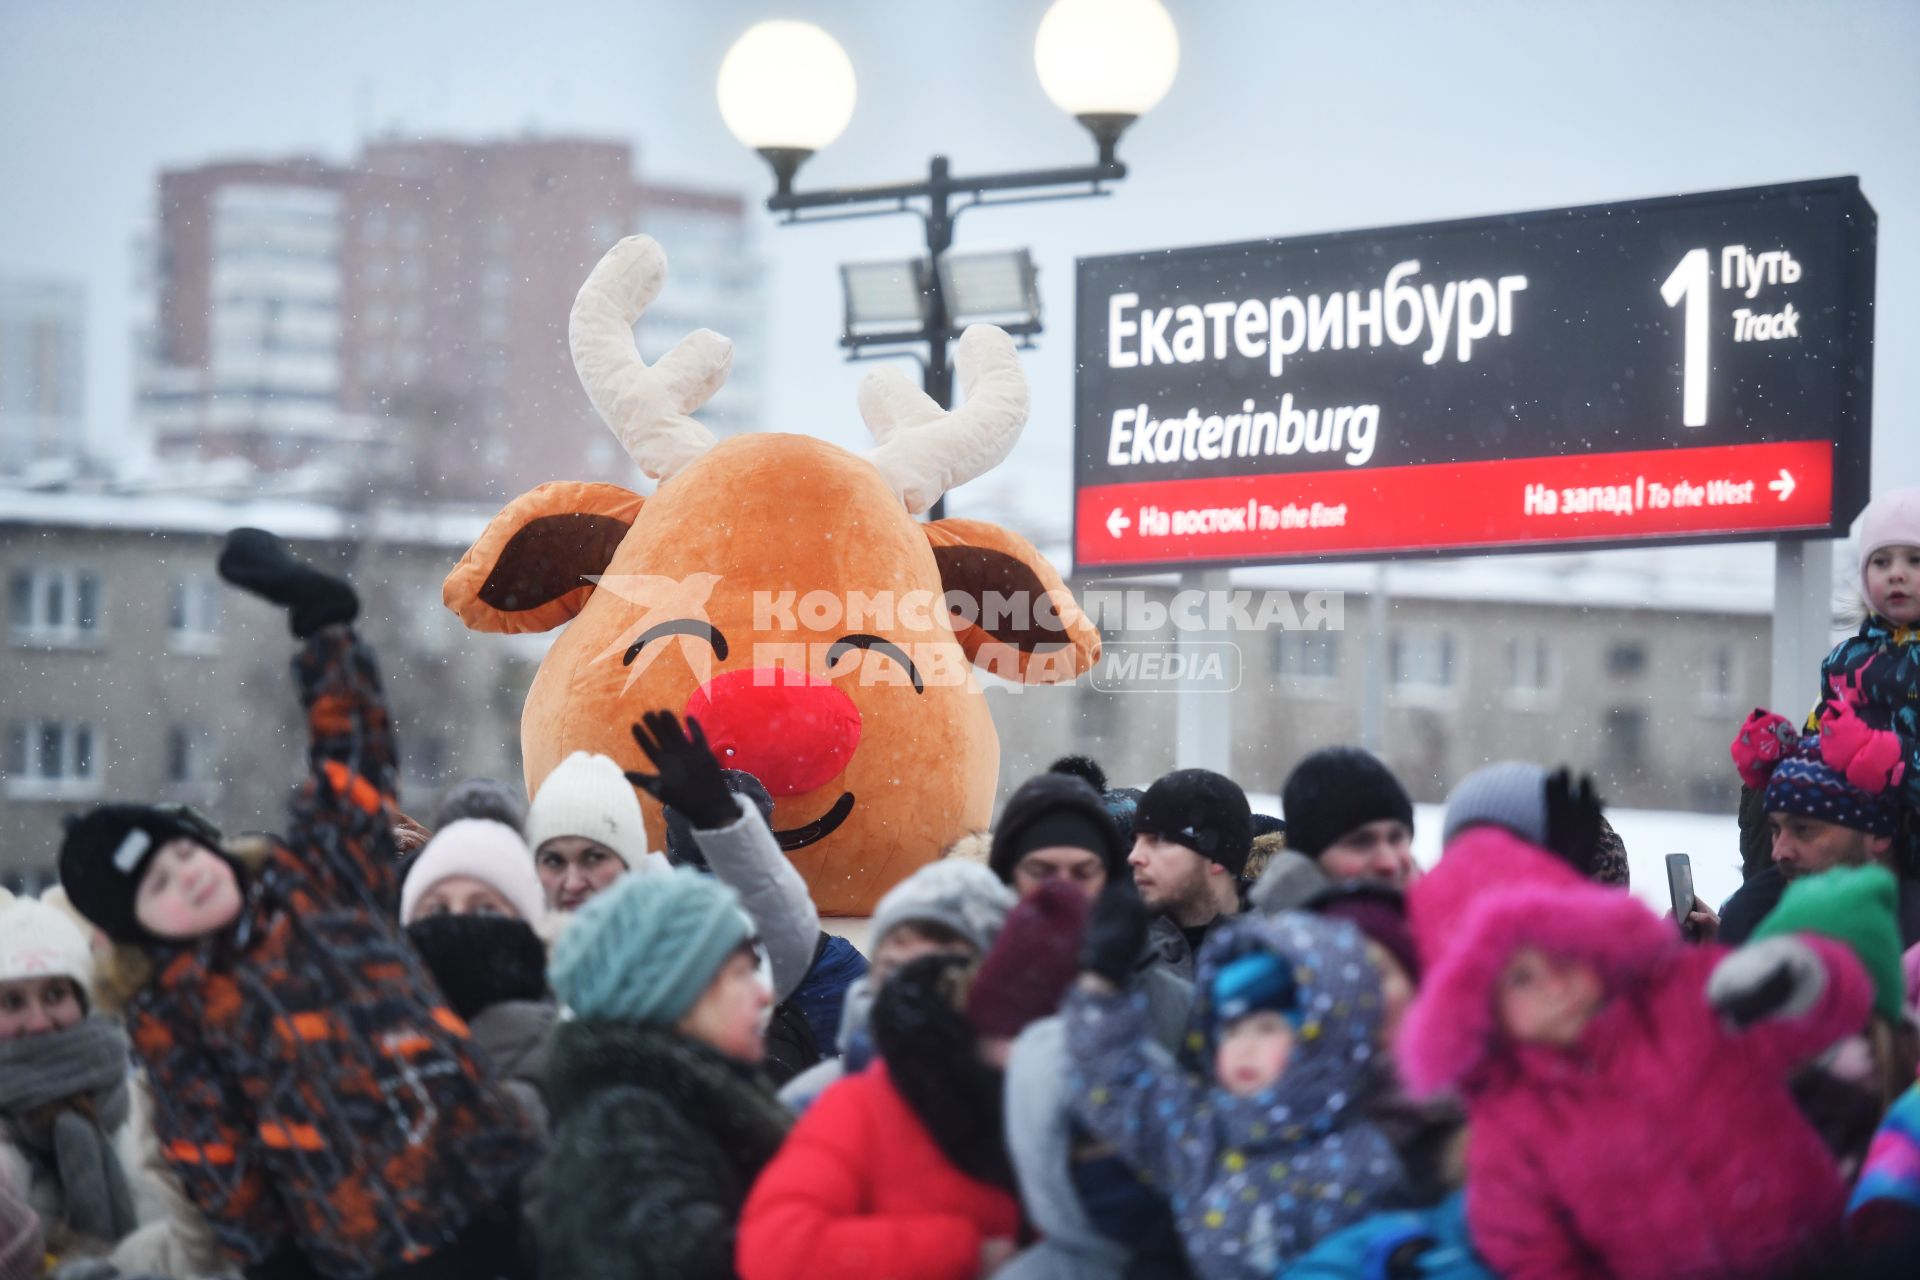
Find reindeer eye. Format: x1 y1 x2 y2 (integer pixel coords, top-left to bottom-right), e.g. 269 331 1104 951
624 620 729 666
827 634 925 694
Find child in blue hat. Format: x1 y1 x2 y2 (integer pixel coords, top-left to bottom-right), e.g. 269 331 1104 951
1066 893 1405 1279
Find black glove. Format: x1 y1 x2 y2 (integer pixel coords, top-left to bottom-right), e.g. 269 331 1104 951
1707 936 1825 1028
216 527 359 639
1542 768 1603 876
626 710 737 830
1080 882 1150 987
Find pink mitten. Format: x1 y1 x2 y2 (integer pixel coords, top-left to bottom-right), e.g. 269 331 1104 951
1818 694 1907 794
1731 709 1795 789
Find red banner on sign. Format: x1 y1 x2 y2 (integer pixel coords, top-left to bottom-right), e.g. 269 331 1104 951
1074 440 1834 568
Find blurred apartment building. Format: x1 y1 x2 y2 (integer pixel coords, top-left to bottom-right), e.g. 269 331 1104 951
1 485 1788 888
140 136 763 502
0 278 86 481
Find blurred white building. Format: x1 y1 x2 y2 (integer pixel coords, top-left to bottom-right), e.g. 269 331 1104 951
0 277 87 481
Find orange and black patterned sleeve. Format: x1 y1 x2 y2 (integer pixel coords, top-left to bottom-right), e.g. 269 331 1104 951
285 626 403 912
130 1000 289 1268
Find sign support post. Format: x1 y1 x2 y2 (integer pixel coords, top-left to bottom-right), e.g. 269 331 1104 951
1771 540 1835 722
1175 567 1233 773
1360 563 1388 753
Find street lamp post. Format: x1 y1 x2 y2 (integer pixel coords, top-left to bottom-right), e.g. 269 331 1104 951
719 0 1178 518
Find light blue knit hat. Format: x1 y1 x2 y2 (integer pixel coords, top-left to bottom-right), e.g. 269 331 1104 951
549 867 750 1024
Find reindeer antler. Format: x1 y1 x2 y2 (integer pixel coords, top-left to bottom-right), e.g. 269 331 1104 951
861 325 1029 515
570 236 728 482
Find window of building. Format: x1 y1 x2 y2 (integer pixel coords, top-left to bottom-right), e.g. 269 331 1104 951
8 568 101 645
1699 642 1739 710
1272 629 1341 683
1603 707 1648 772
168 576 222 652
3 719 99 795
166 725 216 785
1390 629 1457 693
1607 640 1648 677
1506 634 1556 704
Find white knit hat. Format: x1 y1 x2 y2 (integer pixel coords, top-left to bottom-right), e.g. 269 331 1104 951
524 751 652 870
0 896 96 1007
400 819 547 926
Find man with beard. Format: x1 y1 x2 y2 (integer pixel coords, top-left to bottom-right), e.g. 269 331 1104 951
1128 769 1254 982
1721 731 1920 946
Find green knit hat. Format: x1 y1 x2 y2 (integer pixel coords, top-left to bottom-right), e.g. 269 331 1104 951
1752 864 1906 1022
549 867 750 1025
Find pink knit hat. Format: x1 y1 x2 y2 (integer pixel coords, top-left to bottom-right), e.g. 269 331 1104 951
400 819 547 925
1857 486 1920 597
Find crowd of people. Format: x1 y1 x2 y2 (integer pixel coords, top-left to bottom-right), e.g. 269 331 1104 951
2 484 1918 1279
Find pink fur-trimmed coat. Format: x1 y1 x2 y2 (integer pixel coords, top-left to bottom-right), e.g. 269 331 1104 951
1400 828 1872 1280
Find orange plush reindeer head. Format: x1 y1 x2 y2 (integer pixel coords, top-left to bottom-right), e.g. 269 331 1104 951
444 237 1099 914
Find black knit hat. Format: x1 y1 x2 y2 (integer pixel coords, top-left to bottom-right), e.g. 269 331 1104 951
989 773 1128 885
1281 747 1414 861
59 803 226 944
1132 768 1254 878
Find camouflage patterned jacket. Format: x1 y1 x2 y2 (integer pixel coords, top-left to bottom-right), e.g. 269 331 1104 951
126 628 533 1279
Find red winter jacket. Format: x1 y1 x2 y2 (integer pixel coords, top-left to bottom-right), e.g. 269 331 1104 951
1401 828 1872 1280
736 1061 1021 1280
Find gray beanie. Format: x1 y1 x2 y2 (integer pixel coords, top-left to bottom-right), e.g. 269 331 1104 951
1442 761 1549 847
869 860 1015 954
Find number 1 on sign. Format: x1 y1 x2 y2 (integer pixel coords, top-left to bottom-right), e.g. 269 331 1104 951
1661 248 1710 427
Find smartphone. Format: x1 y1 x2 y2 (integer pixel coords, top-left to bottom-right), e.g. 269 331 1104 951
1666 853 1696 938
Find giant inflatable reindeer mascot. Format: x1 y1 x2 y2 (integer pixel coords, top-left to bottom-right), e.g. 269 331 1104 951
445 237 1099 914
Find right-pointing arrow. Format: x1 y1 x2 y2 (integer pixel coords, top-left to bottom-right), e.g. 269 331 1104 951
1768 469 1795 501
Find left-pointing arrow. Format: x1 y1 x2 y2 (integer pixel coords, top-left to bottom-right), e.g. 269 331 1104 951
1107 508 1131 538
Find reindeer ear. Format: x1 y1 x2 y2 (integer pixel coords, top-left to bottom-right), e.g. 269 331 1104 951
924 518 1101 684
445 481 644 634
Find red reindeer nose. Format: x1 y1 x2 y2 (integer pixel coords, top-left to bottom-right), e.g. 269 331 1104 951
686 668 862 797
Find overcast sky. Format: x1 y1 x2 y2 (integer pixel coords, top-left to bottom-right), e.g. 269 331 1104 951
3 0 1915 538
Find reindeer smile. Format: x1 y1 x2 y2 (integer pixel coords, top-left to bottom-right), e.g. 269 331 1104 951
773 792 855 852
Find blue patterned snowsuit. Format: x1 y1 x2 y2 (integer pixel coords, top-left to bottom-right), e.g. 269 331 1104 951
1065 912 1403 1280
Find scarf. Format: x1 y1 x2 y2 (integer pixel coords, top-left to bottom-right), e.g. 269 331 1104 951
870 954 1017 1192
404 913 549 1023
0 1017 139 1243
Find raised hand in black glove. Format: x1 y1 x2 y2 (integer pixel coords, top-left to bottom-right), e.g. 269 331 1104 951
1707 935 1825 1029
626 710 738 830
1542 768 1603 877
216 527 359 639
1080 882 1150 987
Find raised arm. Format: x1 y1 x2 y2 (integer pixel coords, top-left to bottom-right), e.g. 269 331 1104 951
677 793 820 1002
1702 934 1873 1075
1063 886 1213 1192
627 710 821 1000
1063 983 1209 1194
217 528 401 907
